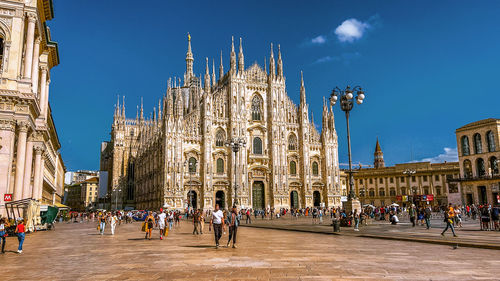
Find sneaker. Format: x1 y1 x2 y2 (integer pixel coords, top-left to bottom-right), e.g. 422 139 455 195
160 236 163 240
453 235 458 237
17 250 22 253
215 245 219 249
226 242 230 247
232 244 237 248
441 233 444 236
354 229 359 231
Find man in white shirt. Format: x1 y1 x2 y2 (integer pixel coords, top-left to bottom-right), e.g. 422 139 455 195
158 210 167 240
210 204 225 249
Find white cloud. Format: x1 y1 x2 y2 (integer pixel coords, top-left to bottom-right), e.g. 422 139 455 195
311 35 326 44
313 52 360 65
334 18 370 43
416 147 458 163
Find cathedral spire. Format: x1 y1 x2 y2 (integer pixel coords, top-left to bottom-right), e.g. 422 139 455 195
374 138 385 168
269 43 275 79
204 57 210 94
115 95 120 117
277 44 283 79
212 58 216 86
300 71 306 105
121 96 126 118
136 105 139 121
185 33 194 84
140 97 144 121
230 36 236 74
219 50 224 80
158 99 162 122
238 37 244 74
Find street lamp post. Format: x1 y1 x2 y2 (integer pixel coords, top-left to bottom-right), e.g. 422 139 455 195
115 189 122 210
403 168 416 205
225 137 246 207
329 85 365 213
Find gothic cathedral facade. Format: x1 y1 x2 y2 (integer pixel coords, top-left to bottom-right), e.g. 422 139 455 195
101 35 341 210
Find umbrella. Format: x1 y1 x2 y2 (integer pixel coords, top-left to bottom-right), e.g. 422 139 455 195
363 204 375 209
389 203 400 207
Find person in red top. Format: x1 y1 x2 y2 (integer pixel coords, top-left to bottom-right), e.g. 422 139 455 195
15 219 25 253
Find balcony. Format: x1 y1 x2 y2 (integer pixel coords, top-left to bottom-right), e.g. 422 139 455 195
448 174 500 182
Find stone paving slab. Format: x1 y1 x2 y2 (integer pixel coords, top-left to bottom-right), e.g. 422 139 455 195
1 221 500 280
239 216 500 250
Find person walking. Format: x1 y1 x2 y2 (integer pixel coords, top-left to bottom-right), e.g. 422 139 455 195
226 206 240 248
110 212 117 235
0 218 9 254
192 209 200 235
210 204 224 249
353 209 360 231
145 211 155 240
157 210 166 240
15 219 25 254
424 206 432 229
409 204 417 227
199 210 205 234
246 209 251 224
98 213 106 235
441 203 457 237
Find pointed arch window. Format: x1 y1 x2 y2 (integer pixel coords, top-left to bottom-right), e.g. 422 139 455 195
0 37 4 70
215 129 225 147
188 157 197 173
253 137 262 155
288 134 297 151
216 158 224 174
290 161 297 175
251 95 263 121
461 136 470 156
473 133 482 154
312 161 319 176
486 131 496 152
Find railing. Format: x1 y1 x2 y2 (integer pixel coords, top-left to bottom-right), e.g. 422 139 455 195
448 174 500 182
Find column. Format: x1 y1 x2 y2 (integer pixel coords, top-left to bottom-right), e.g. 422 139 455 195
22 138 34 198
43 79 50 117
31 37 41 95
13 122 29 200
38 66 47 117
23 12 37 79
32 144 44 200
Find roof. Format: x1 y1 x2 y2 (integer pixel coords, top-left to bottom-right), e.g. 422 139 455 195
84 177 99 183
456 118 500 132
375 138 382 153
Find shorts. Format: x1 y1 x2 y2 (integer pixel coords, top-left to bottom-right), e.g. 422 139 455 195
158 223 165 230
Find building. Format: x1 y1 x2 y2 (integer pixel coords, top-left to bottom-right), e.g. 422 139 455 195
101 35 342 211
353 139 460 207
64 170 99 185
0 0 65 215
80 177 98 210
64 184 81 210
452 118 499 205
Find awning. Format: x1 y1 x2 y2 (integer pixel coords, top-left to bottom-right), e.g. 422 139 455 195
54 203 70 209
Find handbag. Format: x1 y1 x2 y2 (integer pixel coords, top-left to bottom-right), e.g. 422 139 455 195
141 222 146 232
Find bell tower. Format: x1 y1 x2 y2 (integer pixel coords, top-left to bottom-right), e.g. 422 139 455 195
374 138 385 168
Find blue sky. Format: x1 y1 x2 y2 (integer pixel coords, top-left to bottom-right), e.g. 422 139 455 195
48 0 500 171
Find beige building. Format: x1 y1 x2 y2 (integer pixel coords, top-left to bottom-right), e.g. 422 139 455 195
452 118 499 205
353 139 460 207
80 177 98 210
0 0 65 215
101 35 342 210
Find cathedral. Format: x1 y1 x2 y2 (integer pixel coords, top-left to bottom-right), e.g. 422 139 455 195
100 35 341 211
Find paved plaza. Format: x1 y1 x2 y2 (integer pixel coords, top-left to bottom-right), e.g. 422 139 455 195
1 220 500 280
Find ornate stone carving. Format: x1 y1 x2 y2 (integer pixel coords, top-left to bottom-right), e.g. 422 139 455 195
26 12 37 22
0 119 16 131
17 121 29 132
33 143 45 154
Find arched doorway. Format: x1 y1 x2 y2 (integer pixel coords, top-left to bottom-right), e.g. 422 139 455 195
215 190 225 209
252 181 265 210
313 191 321 207
290 191 299 209
187 190 197 209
